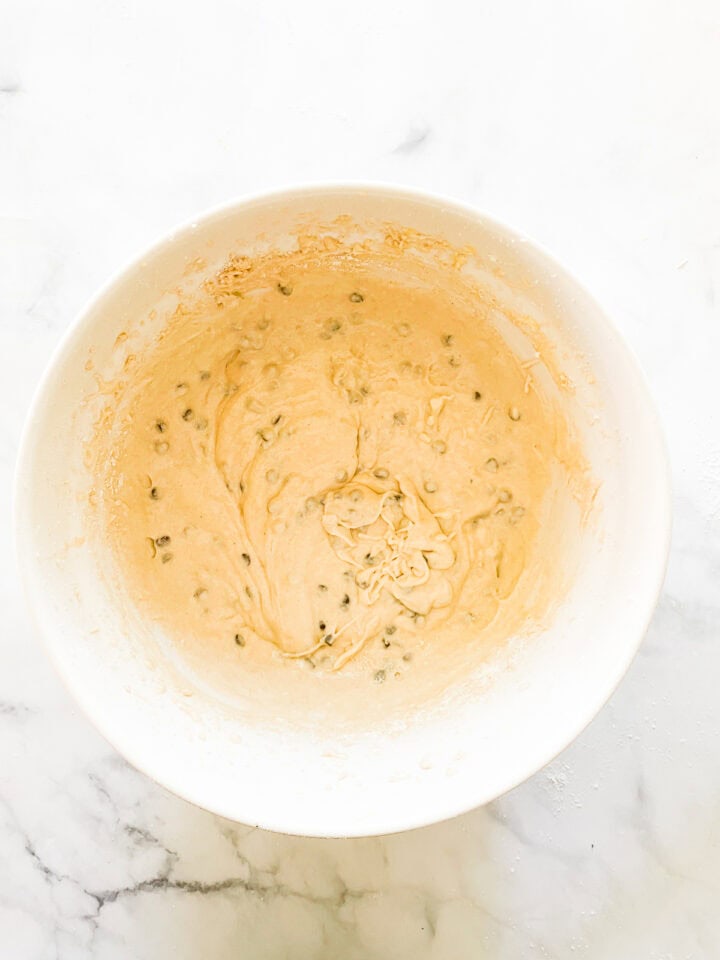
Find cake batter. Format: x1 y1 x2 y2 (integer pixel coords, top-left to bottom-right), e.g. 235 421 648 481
93 233 576 685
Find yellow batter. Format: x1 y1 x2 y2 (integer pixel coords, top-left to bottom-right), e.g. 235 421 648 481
93 231 580 690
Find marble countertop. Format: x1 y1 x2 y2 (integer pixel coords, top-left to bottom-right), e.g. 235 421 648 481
2 1 719 956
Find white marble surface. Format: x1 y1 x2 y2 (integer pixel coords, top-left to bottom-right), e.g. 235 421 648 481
2 1 719 956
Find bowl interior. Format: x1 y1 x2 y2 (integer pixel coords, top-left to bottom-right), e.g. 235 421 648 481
16 186 669 836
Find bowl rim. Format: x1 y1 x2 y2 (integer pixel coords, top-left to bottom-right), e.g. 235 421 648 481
13 181 672 837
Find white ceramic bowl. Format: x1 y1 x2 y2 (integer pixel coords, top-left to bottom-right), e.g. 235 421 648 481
15 185 670 837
